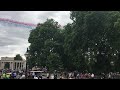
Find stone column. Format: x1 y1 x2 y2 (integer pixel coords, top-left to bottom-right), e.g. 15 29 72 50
15 62 17 70
11 62 12 70
0 62 2 69
0 62 1 69
24 61 26 70
16 62 18 70
21 63 23 70
14 62 15 70
1 62 3 69
20 63 21 70
16 62 17 70
1 62 2 69
18 63 19 70
17 62 19 70
3 62 5 69
18 62 20 70
19 62 21 70
21 63 22 70
13 62 15 70
19 62 20 70
11 62 13 70
10 62 11 70
9 62 11 69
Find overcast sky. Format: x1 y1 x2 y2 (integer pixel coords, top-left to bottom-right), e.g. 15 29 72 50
0 11 72 59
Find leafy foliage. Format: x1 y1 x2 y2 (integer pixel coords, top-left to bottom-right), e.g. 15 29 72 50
27 12 120 73
14 54 23 60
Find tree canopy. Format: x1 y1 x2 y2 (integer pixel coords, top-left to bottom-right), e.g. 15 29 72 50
28 19 64 71
14 54 23 60
27 11 120 73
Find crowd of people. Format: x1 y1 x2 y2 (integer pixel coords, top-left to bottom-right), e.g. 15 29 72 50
1 68 120 79
0 69 26 79
57 72 120 79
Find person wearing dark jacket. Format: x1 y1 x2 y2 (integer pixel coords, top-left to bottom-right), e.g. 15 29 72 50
74 71 77 79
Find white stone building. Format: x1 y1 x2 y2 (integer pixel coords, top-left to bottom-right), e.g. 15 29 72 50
0 57 26 70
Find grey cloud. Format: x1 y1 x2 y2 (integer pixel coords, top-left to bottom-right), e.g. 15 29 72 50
0 11 71 58
0 44 29 58
37 11 72 26
0 11 26 21
37 11 60 19
0 36 28 46
4 26 30 39
0 24 30 46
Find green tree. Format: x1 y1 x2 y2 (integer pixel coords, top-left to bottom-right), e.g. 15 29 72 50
64 11 120 73
28 19 64 70
14 54 23 60
47 53 63 71
27 11 120 73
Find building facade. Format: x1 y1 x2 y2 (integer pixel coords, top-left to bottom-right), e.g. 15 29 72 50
0 57 26 70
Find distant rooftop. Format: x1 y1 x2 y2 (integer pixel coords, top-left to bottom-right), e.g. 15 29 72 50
0 57 26 61
1 57 14 60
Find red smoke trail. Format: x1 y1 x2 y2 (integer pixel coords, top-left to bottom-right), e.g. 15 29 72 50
0 18 37 27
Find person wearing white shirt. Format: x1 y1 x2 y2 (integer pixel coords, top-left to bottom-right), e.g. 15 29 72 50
91 73 94 79
20 74 25 79
50 74 54 79
34 76 38 79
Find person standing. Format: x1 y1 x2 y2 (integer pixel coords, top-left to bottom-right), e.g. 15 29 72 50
50 74 54 79
54 70 57 79
16 73 21 79
60 73 63 79
6 73 10 79
54 73 57 79
76 73 80 79
74 71 77 79
2 72 6 79
47 73 50 79
34 75 38 79
91 73 94 79
0 71 2 79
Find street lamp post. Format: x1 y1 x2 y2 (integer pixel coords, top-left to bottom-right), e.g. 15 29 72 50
24 51 29 79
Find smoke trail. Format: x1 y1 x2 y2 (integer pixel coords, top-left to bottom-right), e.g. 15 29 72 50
0 18 37 29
